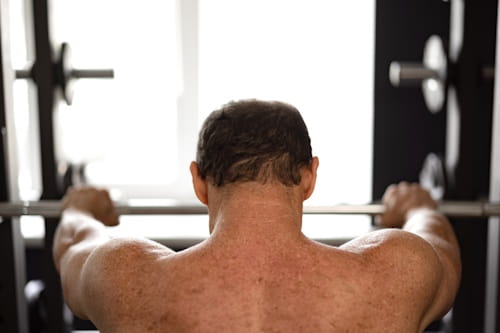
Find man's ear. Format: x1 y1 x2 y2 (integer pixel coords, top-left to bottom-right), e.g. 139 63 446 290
301 157 319 201
190 162 208 205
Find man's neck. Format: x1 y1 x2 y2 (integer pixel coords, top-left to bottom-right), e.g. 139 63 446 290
207 182 305 243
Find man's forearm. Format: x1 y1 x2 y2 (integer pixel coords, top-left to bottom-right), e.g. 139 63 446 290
53 209 109 272
403 208 458 246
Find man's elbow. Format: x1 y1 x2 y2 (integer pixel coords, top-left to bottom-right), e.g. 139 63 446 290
57 247 89 318
61 276 90 319
442 240 462 304
57 239 107 319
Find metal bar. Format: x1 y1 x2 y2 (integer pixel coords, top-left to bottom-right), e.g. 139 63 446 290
70 69 114 79
15 69 31 79
1 201 500 218
16 68 116 80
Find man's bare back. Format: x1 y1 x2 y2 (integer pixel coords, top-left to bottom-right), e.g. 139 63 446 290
53 101 460 332
55 184 456 333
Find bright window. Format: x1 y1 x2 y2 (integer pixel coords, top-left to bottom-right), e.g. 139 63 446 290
12 0 375 240
51 0 185 198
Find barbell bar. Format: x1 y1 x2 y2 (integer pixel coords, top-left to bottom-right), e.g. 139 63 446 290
0 201 500 218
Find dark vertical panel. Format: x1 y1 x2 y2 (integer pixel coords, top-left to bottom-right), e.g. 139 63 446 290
485 2 500 328
373 0 449 200
447 1 497 332
485 16 500 328
448 1 496 200
374 0 497 332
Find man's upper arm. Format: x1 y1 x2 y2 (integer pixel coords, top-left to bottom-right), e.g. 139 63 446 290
60 237 174 321
340 229 460 329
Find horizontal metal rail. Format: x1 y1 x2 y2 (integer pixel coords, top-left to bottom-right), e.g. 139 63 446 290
0 201 499 218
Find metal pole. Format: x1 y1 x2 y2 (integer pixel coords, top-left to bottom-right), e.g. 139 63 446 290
1 201 500 218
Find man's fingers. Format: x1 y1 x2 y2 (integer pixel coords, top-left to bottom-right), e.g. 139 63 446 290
399 181 410 187
100 212 119 227
61 186 120 226
379 182 439 228
377 213 401 228
382 184 397 200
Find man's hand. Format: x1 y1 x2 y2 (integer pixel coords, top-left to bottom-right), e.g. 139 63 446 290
62 187 119 226
378 182 438 228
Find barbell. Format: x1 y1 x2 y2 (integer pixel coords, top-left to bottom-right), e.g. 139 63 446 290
0 200 500 218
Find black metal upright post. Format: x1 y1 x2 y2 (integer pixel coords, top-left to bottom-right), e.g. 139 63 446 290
30 0 67 331
446 1 497 332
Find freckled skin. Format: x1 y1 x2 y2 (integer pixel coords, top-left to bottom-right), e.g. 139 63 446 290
85 237 413 333
54 181 460 333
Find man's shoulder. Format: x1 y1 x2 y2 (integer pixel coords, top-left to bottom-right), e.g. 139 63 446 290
81 237 175 301
339 229 444 308
338 229 442 292
329 230 442 325
340 228 439 261
79 238 175 326
85 237 175 276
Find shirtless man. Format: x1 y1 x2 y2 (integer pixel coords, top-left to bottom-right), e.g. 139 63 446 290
53 100 461 332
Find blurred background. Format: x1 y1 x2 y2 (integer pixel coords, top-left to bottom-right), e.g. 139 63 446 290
2 0 500 332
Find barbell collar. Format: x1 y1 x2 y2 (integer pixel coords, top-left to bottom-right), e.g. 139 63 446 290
0 201 500 218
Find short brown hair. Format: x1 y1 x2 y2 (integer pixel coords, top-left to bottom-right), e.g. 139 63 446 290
196 99 312 187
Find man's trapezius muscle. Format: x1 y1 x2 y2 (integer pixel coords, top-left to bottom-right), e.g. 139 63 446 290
53 100 461 332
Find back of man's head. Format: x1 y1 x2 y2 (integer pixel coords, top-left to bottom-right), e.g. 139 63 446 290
196 99 312 187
